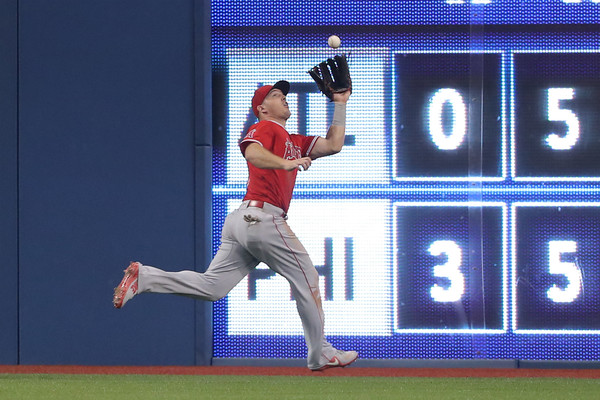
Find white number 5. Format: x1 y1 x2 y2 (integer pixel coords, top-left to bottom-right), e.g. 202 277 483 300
547 240 583 303
429 240 465 302
545 88 580 150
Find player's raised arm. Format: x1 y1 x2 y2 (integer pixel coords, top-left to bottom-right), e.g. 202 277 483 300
309 90 351 159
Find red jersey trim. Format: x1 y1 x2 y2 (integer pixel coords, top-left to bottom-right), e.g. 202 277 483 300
306 136 320 157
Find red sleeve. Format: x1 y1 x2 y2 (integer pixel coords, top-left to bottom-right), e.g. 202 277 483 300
297 135 320 157
239 123 274 155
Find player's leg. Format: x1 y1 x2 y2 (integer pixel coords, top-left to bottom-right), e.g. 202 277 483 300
138 239 259 301
113 212 259 307
247 213 356 370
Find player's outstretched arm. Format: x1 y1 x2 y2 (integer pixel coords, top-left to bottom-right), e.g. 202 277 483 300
309 90 351 159
244 143 312 171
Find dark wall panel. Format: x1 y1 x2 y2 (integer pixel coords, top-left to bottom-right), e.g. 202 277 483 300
18 0 198 365
195 145 212 365
0 0 19 364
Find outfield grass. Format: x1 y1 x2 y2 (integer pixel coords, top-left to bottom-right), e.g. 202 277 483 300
1 374 599 400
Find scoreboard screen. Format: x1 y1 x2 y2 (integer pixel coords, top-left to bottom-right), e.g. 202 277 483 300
211 0 600 361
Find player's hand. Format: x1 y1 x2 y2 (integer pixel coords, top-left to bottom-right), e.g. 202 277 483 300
284 157 312 171
332 89 351 103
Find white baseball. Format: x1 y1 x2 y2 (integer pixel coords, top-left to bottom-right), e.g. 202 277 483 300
327 35 341 49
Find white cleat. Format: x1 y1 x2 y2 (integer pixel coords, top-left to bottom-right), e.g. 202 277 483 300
113 262 140 309
311 350 358 371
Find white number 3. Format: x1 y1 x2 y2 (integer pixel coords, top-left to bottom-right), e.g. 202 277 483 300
429 240 465 302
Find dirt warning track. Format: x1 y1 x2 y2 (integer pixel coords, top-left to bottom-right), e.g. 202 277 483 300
1 365 600 379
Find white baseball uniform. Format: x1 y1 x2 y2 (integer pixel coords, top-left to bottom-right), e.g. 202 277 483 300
136 119 337 369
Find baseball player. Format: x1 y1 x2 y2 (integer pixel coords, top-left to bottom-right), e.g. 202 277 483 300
113 59 357 371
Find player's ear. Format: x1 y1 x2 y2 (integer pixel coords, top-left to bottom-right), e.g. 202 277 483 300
257 104 266 115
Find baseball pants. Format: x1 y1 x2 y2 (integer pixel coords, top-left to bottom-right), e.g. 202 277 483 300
137 200 335 369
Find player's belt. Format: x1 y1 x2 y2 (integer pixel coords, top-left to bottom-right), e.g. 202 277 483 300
246 200 287 219
248 200 265 208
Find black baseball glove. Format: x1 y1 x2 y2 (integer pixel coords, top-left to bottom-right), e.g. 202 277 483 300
308 54 352 101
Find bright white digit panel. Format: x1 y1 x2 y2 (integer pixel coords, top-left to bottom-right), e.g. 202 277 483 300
226 48 389 186
226 199 392 336
428 88 467 150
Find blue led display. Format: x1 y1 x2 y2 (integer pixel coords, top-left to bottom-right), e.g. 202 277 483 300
212 0 600 26
211 0 600 361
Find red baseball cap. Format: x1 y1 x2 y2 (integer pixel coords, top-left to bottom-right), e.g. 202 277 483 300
252 80 290 117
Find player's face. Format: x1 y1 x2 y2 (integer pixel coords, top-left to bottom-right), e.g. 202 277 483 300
260 89 291 121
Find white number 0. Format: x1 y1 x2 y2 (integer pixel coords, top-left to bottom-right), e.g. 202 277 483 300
428 88 467 150
547 240 583 303
429 240 465 302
